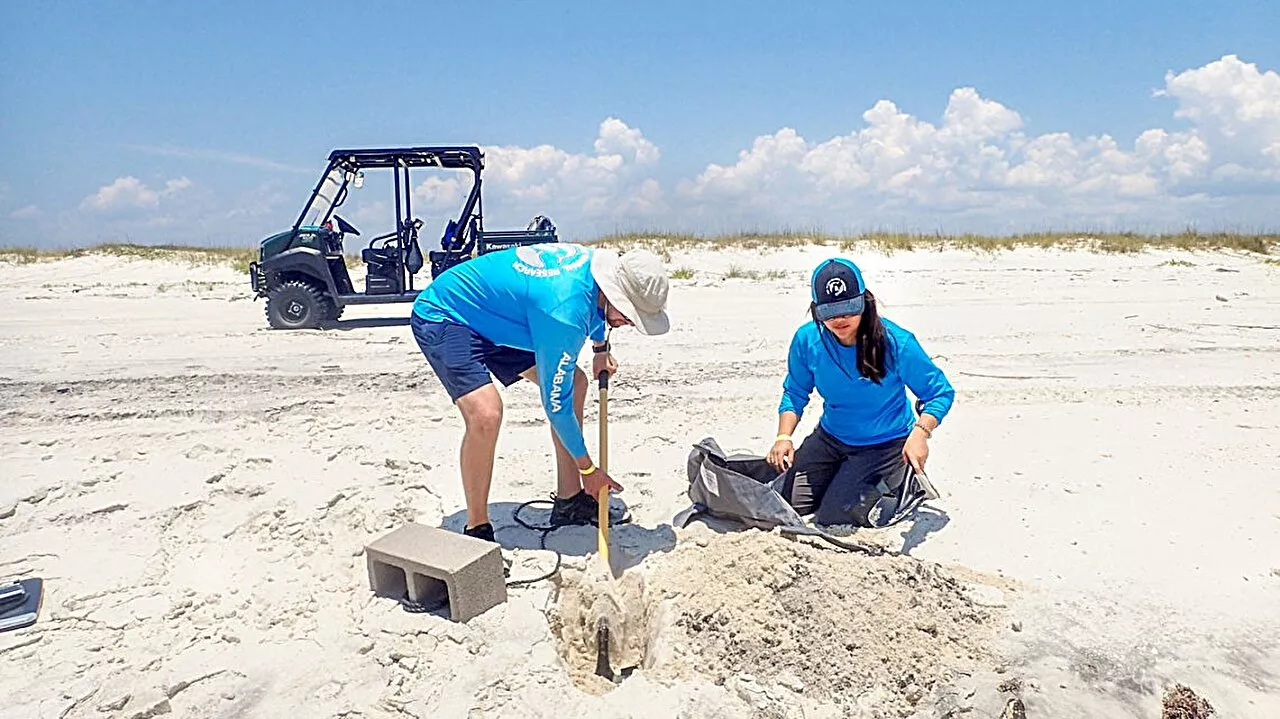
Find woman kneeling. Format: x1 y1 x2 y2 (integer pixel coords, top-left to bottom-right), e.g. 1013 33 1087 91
767 258 955 527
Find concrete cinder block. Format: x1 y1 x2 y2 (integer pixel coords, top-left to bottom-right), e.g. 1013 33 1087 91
365 522 507 622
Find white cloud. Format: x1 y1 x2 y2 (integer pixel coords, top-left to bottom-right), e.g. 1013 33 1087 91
669 55 1280 230
594 117 661 165
80 177 158 211
1160 56 1280 145
80 175 191 213
684 127 810 199
10 204 40 219
54 54 1280 245
412 117 668 235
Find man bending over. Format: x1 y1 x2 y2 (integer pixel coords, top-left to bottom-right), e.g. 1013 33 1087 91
410 243 671 543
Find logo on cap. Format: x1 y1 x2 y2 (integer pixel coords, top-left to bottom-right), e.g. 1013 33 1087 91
825 277 847 297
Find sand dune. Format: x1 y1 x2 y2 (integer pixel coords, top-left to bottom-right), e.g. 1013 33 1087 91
1 244 1278 718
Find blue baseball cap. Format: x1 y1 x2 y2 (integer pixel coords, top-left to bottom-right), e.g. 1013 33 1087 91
811 258 866 321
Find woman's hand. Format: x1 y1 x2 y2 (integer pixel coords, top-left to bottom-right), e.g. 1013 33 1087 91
767 438 795 470
902 429 929 474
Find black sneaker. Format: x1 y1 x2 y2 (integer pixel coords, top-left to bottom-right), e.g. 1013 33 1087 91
463 522 496 543
549 491 631 528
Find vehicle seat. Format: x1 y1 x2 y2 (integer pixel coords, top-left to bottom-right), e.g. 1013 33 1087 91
362 246 395 265
363 245 398 277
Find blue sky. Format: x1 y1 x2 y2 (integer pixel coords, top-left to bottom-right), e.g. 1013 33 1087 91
3 1 1279 247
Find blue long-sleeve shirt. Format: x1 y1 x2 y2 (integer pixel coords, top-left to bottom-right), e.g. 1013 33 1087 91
412 244 606 458
779 319 954 446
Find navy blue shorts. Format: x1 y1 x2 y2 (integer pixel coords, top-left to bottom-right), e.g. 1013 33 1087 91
411 315 536 401
781 424 909 527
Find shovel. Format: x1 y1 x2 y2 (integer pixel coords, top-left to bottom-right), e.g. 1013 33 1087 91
596 368 611 562
593 368 617 681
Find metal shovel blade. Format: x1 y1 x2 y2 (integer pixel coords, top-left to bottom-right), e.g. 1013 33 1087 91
594 617 614 681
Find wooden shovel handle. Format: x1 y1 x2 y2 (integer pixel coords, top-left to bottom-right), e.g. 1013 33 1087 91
597 369 611 560
597 370 609 473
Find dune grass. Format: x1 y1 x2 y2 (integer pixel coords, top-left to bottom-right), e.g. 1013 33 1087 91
595 230 830 254
596 230 1279 255
2 231 1276 274
724 264 789 281
0 243 261 272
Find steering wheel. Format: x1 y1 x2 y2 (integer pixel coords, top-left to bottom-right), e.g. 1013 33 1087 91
332 215 360 236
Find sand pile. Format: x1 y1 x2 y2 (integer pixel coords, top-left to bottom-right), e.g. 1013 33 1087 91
548 528 1009 716
1162 684 1216 718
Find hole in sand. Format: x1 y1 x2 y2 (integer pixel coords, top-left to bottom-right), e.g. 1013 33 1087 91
546 562 671 694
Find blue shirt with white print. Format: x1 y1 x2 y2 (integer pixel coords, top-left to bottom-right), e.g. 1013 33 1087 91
779 318 954 446
413 244 607 458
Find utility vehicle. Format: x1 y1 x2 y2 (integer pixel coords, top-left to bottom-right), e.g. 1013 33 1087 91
248 146 557 329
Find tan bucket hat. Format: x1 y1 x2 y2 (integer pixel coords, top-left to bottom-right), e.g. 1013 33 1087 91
589 248 671 335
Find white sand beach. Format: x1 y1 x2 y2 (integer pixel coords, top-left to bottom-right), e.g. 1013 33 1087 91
1 244 1278 718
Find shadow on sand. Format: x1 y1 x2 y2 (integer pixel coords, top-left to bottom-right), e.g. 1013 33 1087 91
679 501 950 557
440 499 679 574
324 316 411 330
897 505 950 555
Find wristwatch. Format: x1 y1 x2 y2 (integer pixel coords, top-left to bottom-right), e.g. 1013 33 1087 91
593 341 611 353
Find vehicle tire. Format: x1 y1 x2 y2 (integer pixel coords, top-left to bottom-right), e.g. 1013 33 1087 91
265 280 331 329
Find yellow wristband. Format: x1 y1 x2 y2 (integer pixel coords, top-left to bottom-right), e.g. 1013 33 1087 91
580 465 597 476
776 434 792 442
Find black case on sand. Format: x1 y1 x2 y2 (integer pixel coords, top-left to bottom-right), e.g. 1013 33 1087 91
0 577 44 633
